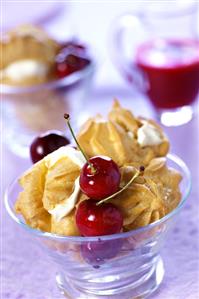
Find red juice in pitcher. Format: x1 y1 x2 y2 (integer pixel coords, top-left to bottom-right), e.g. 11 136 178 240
136 39 199 109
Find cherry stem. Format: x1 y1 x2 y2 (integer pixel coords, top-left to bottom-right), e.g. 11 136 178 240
64 114 96 173
96 169 141 206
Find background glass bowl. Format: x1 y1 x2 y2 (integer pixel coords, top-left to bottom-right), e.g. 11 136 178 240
4 154 191 299
1 60 95 158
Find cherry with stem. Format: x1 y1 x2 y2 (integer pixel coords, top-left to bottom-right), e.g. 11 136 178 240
64 114 121 200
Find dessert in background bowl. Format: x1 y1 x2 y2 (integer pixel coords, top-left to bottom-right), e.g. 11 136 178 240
5 101 191 299
1 24 95 157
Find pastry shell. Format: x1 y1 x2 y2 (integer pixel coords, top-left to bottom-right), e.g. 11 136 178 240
1 24 59 85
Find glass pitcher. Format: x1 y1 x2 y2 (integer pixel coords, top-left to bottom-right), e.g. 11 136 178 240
111 1 199 126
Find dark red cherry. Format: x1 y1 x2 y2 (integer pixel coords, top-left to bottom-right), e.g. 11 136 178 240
30 131 70 163
79 156 121 200
76 200 123 237
55 47 91 79
81 239 123 268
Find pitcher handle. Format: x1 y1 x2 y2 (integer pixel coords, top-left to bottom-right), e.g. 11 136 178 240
110 13 147 92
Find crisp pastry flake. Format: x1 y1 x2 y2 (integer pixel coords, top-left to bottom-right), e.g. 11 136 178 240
111 166 166 230
15 146 86 236
15 159 51 232
109 101 170 166
145 157 182 213
77 115 136 166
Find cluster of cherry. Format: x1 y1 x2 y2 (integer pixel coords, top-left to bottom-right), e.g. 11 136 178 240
55 41 90 79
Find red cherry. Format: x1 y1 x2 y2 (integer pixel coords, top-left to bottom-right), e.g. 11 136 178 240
63 115 121 200
79 156 121 200
55 45 91 79
81 239 123 268
76 200 123 237
30 131 70 163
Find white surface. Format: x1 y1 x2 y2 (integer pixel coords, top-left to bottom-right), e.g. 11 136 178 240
1 1 63 30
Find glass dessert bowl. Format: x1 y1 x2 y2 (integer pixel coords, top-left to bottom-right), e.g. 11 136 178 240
5 154 191 299
1 25 95 157
4 102 191 299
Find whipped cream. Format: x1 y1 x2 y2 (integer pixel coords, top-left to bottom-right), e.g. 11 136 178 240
45 146 86 221
48 177 81 222
137 121 163 147
44 146 86 168
1 59 47 81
